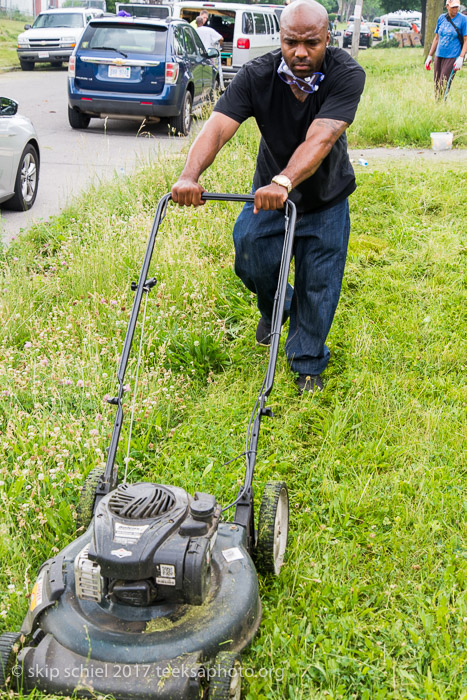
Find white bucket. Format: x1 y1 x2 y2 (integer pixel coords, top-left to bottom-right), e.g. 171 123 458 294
430 131 453 151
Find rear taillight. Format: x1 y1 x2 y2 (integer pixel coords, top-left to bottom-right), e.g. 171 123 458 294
237 38 250 49
68 54 75 77
165 62 179 85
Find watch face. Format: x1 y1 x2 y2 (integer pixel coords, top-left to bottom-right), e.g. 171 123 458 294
273 176 291 192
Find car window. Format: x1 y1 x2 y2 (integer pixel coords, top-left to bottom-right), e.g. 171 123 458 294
117 4 170 18
192 28 208 56
84 24 167 54
272 13 280 32
173 26 185 56
33 12 84 28
253 13 267 35
242 11 254 35
183 26 199 56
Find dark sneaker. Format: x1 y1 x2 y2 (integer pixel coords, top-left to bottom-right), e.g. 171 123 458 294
297 374 323 395
256 317 272 346
255 311 290 347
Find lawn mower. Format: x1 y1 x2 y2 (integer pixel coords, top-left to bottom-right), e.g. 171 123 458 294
0 192 297 699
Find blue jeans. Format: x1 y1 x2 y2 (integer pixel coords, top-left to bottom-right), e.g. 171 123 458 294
233 198 350 376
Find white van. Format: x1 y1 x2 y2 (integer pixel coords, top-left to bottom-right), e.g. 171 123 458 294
172 2 280 82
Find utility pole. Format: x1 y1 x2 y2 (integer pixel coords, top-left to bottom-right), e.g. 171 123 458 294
351 0 363 59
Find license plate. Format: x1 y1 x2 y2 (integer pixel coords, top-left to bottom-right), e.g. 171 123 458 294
38 51 49 58
108 65 131 79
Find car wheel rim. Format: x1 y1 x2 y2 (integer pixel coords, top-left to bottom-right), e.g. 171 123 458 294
21 153 37 204
184 97 191 133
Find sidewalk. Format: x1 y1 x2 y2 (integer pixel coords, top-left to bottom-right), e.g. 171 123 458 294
349 147 467 164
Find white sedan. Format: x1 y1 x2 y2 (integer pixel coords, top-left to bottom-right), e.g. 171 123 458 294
0 97 40 211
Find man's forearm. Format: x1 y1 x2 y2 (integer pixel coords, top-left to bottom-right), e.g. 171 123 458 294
179 112 239 182
280 118 349 188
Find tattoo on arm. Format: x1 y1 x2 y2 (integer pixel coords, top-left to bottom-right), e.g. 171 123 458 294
312 118 349 138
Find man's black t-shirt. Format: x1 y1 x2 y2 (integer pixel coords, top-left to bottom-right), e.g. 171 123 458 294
214 47 366 213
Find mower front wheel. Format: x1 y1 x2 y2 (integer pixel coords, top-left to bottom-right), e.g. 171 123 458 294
208 651 241 699
0 632 22 689
76 467 104 531
255 481 289 576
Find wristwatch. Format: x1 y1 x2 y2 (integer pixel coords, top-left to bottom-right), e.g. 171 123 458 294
271 175 293 193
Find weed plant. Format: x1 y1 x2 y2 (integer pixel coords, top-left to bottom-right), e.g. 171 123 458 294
0 124 466 699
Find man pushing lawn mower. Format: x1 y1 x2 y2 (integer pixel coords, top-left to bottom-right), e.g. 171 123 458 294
172 0 365 395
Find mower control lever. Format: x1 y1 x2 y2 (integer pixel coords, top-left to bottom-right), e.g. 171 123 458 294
131 276 157 292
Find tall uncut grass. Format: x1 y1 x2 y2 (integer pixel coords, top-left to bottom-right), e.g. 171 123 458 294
0 116 467 698
348 48 467 147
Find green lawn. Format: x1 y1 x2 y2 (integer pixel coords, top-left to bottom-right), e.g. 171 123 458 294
350 48 467 147
0 121 466 698
0 15 31 71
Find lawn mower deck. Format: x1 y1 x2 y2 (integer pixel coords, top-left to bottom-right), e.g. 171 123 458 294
0 193 297 700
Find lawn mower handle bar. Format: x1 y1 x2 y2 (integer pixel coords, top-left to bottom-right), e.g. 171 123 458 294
99 192 297 500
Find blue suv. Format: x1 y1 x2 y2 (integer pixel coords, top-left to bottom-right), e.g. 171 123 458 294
68 17 219 135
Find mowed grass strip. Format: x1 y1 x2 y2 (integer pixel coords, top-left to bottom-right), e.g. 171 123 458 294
0 122 466 699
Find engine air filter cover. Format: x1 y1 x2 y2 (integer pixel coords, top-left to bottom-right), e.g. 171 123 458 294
109 483 176 520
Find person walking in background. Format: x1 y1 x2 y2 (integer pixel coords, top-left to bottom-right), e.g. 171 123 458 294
172 0 365 395
425 0 467 98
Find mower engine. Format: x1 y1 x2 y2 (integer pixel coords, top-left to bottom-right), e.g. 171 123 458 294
74 482 221 607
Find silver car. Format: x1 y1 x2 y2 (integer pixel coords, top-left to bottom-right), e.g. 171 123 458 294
0 97 40 211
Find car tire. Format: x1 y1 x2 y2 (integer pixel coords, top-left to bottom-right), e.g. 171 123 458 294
51 61 62 68
3 143 39 212
68 106 91 130
19 59 34 71
169 91 192 137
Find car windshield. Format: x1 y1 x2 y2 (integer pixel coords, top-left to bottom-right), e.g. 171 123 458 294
33 12 85 28
83 24 167 54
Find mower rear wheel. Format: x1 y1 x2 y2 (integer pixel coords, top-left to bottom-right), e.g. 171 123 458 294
0 632 22 689
208 651 241 699
76 467 104 531
255 481 289 576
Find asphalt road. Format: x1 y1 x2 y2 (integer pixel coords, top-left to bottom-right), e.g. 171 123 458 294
0 68 190 244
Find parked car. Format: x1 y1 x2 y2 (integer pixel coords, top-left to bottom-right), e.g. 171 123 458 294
17 7 104 71
378 17 414 39
368 21 381 39
172 2 280 83
0 97 40 211
68 17 219 136
343 22 373 48
115 2 173 19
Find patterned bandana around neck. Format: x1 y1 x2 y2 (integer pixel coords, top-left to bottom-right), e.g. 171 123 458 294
277 58 325 93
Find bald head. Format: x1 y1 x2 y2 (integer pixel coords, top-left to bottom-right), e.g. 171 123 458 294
280 0 329 33
279 0 330 78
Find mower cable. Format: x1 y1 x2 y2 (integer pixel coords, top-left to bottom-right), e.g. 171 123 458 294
123 287 150 483
443 68 455 101
221 376 266 512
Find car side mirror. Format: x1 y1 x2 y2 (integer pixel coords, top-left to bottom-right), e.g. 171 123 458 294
24 23 32 29
0 97 18 116
207 48 219 58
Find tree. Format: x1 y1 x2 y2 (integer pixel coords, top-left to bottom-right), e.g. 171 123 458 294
379 0 421 12
423 0 444 56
